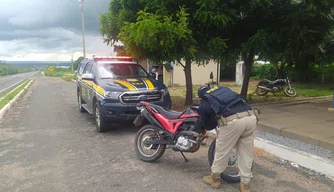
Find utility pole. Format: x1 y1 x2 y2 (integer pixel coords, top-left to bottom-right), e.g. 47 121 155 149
80 0 86 58
71 54 74 71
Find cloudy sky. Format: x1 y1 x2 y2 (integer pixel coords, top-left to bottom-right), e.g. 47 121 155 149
0 0 118 61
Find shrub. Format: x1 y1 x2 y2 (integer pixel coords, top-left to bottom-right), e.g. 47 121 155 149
251 64 276 80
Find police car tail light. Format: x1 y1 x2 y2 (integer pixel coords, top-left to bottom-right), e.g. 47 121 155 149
104 91 122 98
161 88 169 96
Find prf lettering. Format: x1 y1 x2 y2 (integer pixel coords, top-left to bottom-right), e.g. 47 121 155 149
206 86 218 93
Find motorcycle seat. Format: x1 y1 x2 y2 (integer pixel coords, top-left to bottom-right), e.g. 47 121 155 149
150 104 183 119
263 79 282 84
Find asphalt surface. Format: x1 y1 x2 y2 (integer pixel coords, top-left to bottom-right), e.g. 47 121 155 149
0 71 38 94
0 74 333 192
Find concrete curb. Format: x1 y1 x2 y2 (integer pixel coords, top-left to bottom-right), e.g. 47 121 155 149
71 79 76 83
0 79 34 121
250 95 332 107
256 122 334 152
205 130 334 181
254 138 334 181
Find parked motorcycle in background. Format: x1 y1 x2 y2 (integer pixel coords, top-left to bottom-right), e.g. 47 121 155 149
255 74 297 97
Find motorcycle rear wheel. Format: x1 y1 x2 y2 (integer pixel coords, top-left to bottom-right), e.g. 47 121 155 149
255 82 269 96
134 124 166 162
208 139 248 183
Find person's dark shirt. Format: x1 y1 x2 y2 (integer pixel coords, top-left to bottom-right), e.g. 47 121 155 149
198 99 218 130
197 94 252 131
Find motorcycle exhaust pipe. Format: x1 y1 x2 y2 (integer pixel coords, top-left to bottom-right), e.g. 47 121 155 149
179 131 200 137
257 85 271 91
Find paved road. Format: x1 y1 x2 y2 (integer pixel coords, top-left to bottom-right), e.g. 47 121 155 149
0 71 38 94
0 75 333 192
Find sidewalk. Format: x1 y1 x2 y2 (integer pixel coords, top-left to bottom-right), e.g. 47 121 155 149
252 98 334 151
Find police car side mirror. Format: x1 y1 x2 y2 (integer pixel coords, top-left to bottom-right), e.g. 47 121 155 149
149 72 156 79
82 73 95 81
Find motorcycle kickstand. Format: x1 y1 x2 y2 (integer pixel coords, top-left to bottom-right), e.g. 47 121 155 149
180 152 188 162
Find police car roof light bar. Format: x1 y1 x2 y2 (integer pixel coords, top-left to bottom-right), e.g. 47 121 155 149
93 56 134 62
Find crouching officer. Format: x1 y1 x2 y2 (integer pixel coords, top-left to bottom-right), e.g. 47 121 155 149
197 85 259 192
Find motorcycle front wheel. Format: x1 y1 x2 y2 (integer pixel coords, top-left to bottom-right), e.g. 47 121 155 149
208 139 245 183
283 87 297 97
134 124 166 162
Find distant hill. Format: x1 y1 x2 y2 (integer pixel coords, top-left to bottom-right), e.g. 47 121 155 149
0 60 72 69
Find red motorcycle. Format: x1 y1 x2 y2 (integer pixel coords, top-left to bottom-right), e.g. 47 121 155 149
133 101 241 183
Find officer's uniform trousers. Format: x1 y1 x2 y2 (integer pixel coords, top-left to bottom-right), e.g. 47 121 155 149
211 110 258 184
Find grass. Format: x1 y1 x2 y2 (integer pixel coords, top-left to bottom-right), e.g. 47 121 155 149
0 85 17 99
61 74 77 82
169 80 334 111
0 79 31 109
43 68 76 82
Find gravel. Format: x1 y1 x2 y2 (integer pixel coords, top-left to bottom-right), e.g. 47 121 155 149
255 130 333 160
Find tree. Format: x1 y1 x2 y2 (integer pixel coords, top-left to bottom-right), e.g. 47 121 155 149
202 0 276 98
99 0 232 105
202 0 334 97
100 0 334 101
258 0 334 81
114 45 129 56
73 56 84 71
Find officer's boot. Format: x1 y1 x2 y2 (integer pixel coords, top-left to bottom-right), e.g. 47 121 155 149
240 182 251 192
202 172 221 189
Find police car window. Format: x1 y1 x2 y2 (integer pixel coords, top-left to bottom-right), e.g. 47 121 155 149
83 62 93 74
78 62 87 75
98 63 148 78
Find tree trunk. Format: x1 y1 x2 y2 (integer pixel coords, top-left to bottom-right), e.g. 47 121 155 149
240 49 255 98
272 62 279 79
278 60 285 78
184 58 193 106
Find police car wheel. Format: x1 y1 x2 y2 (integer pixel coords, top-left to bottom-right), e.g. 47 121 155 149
94 102 109 132
77 90 86 113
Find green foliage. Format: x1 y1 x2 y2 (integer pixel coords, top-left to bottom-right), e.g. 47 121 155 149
250 62 334 84
61 74 77 82
251 64 276 80
73 56 84 71
118 7 196 62
293 84 334 97
0 64 18 76
0 80 31 109
257 0 334 80
17 68 35 73
44 68 73 77
99 0 237 105
114 45 129 56
99 0 334 101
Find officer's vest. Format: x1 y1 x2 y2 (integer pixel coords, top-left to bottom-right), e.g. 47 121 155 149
203 86 246 116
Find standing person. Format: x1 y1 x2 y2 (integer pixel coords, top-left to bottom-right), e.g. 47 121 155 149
197 85 259 192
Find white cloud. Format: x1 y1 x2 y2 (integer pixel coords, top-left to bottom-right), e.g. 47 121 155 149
0 0 113 61
0 33 115 61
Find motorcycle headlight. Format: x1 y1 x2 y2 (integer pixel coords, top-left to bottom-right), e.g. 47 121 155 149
104 91 122 98
161 88 169 96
